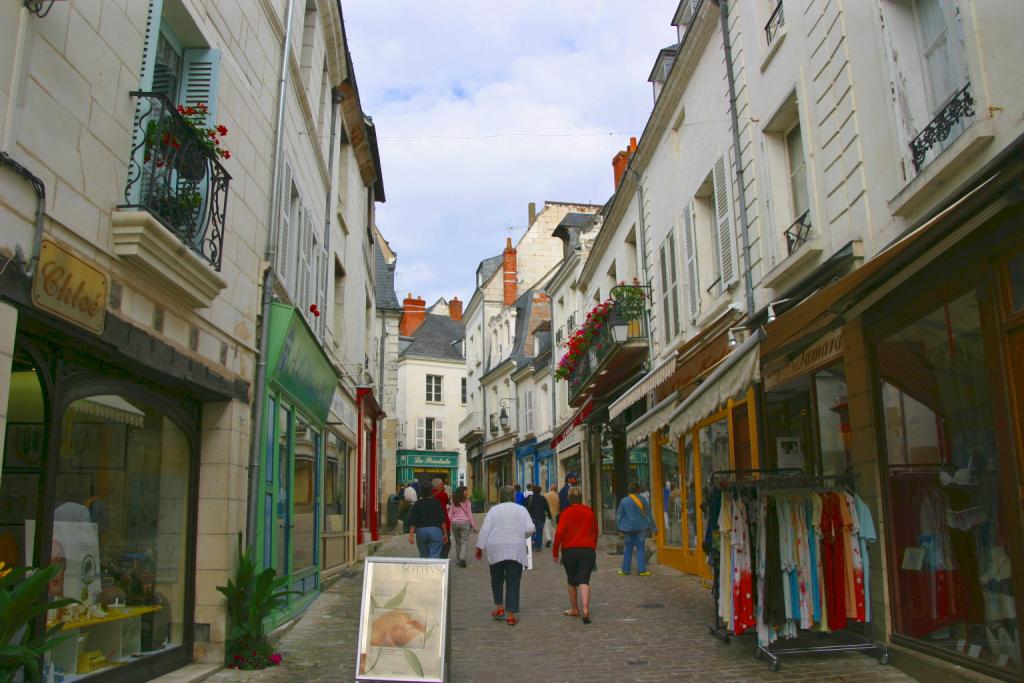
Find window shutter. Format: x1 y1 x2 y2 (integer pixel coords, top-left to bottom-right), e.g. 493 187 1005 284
128 0 165 206
667 231 682 336
713 155 738 286
435 419 444 450
318 245 329 338
179 48 221 124
659 242 671 344
275 162 293 285
682 201 700 323
299 207 314 321
416 417 425 450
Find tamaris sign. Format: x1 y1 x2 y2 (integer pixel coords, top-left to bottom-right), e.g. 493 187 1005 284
31 239 108 334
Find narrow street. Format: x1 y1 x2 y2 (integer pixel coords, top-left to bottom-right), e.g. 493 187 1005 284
208 522 915 683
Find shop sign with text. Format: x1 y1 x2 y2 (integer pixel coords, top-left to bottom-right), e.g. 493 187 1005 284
763 328 843 389
401 452 458 469
31 239 107 334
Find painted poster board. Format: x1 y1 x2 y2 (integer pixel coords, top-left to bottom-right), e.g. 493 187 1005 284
355 557 450 682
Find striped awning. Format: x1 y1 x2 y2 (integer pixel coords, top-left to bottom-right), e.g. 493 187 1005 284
625 392 678 447
608 354 677 420
551 398 593 449
70 395 146 428
668 329 763 441
556 424 584 453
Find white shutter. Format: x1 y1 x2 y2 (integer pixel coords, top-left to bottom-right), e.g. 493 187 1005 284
416 417 425 450
667 231 682 336
435 419 444 450
179 49 221 124
659 242 672 344
682 201 700 323
298 207 314 320
275 162 293 286
713 155 738 287
526 391 534 433
317 245 329 338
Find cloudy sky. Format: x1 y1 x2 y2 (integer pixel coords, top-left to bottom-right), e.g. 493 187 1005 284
343 1 679 306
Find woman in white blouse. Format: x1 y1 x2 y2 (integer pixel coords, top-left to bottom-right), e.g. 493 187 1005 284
474 484 536 626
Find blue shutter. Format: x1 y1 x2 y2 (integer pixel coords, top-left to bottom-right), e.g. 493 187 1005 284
138 0 165 90
128 0 165 205
179 48 221 125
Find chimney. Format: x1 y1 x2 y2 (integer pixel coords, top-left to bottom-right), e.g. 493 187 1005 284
502 237 517 306
528 202 537 227
400 292 427 336
612 136 639 189
449 296 463 321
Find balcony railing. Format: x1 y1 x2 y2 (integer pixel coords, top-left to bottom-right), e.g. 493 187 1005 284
784 210 812 256
566 312 578 333
459 411 482 442
121 92 231 271
909 82 974 173
566 295 647 399
765 2 784 46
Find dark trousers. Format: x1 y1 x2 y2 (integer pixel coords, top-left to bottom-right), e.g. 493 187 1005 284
532 520 545 550
489 560 524 613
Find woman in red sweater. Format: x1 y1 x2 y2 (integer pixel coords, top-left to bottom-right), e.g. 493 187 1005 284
552 486 599 624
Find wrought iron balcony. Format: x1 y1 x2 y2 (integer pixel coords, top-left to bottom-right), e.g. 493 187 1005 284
121 92 230 271
765 2 785 46
784 210 812 256
566 312 578 333
909 83 974 173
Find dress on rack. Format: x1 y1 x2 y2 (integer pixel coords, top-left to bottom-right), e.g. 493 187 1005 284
731 494 755 634
820 492 848 632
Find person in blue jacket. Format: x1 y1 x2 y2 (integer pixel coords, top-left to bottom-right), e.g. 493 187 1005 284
558 471 579 519
616 482 658 576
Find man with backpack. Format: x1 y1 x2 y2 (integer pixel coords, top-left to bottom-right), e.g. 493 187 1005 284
616 482 658 576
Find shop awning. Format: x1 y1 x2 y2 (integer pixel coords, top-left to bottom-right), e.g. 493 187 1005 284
71 395 145 428
608 355 677 420
760 173 999 360
556 425 583 453
668 329 764 441
625 392 678 447
551 398 593 449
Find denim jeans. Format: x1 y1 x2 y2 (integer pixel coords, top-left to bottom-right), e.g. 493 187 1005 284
621 530 647 573
489 560 524 612
532 520 545 550
415 526 444 558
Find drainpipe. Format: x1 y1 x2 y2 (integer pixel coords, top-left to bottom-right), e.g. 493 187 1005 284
718 0 756 318
0 152 45 277
247 0 296 543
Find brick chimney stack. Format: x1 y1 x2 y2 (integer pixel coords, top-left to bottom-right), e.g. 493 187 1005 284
502 237 517 306
612 136 639 189
400 293 427 336
449 297 463 321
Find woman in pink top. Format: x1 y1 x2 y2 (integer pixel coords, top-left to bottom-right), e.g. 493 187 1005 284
448 485 478 568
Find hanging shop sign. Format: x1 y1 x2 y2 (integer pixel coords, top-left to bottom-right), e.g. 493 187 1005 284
266 302 335 423
762 327 843 390
399 451 459 469
356 557 450 682
31 239 108 334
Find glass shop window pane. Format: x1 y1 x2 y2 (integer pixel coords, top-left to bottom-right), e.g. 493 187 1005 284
878 290 1020 673
683 434 697 551
660 441 682 547
50 394 191 677
698 417 730 488
814 364 851 475
292 416 318 574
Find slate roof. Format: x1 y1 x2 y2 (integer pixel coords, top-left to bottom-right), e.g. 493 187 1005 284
477 254 504 286
400 314 465 361
374 241 401 311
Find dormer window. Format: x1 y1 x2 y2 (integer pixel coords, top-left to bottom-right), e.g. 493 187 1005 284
648 46 678 104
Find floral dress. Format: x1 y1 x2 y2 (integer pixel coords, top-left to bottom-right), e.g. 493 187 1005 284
731 495 755 634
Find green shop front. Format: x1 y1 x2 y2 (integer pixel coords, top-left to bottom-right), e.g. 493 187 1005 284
396 450 459 492
257 303 336 626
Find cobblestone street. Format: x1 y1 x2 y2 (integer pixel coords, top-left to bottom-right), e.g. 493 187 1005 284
206 522 916 683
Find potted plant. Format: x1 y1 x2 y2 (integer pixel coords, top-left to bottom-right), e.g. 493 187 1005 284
216 535 299 670
0 562 78 682
470 488 485 513
143 102 231 181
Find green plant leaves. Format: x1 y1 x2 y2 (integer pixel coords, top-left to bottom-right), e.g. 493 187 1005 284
383 584 407 609
0 563 79 682
403 649 424 676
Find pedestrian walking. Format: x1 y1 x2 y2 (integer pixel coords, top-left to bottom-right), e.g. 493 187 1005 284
448 485 478 568
432 477 452 558
543 484 560 547
514 484 525 506
525 484 551 551
408 489 447 558
616 482 658 576
474 484 535 626
558 471 579 517
552 486 599 624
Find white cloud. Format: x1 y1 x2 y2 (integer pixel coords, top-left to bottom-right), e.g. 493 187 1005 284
344 0 679 305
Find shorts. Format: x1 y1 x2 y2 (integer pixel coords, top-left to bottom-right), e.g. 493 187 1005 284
561 547 596 587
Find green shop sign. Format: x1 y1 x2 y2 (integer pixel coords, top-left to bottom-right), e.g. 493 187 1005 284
266 302 335 423
398 451 458 469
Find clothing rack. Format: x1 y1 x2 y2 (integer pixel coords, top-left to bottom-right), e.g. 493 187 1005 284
704 468 889 672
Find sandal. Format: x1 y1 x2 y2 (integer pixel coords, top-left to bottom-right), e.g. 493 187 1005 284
506 613 518 626
582 613 592 625
562 609 580 617
490 607 505 620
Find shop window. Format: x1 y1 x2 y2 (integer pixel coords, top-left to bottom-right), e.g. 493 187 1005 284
815 365 851 475
47 393 191 677
683 433 698 552
0 350 45 572
291 416 319 574
877 290 1021 673
1007 249 1024 313
731 402 753 472
324 434 347 533
276 406 291 575
660 440 682 547
698 418 730 485
765 363 849 474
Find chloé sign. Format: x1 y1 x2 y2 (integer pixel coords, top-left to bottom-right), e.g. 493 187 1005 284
31 239 108 334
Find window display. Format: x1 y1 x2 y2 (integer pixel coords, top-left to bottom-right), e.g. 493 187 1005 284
660 442 682 547
878 290 1021 672
764 364 850 475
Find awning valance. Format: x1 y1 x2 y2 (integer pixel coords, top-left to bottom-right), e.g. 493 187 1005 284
551 398 593 449
625 392 678 447
668 329 764 441
71 395 146 428
608 355 677 420
556 424 583 453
